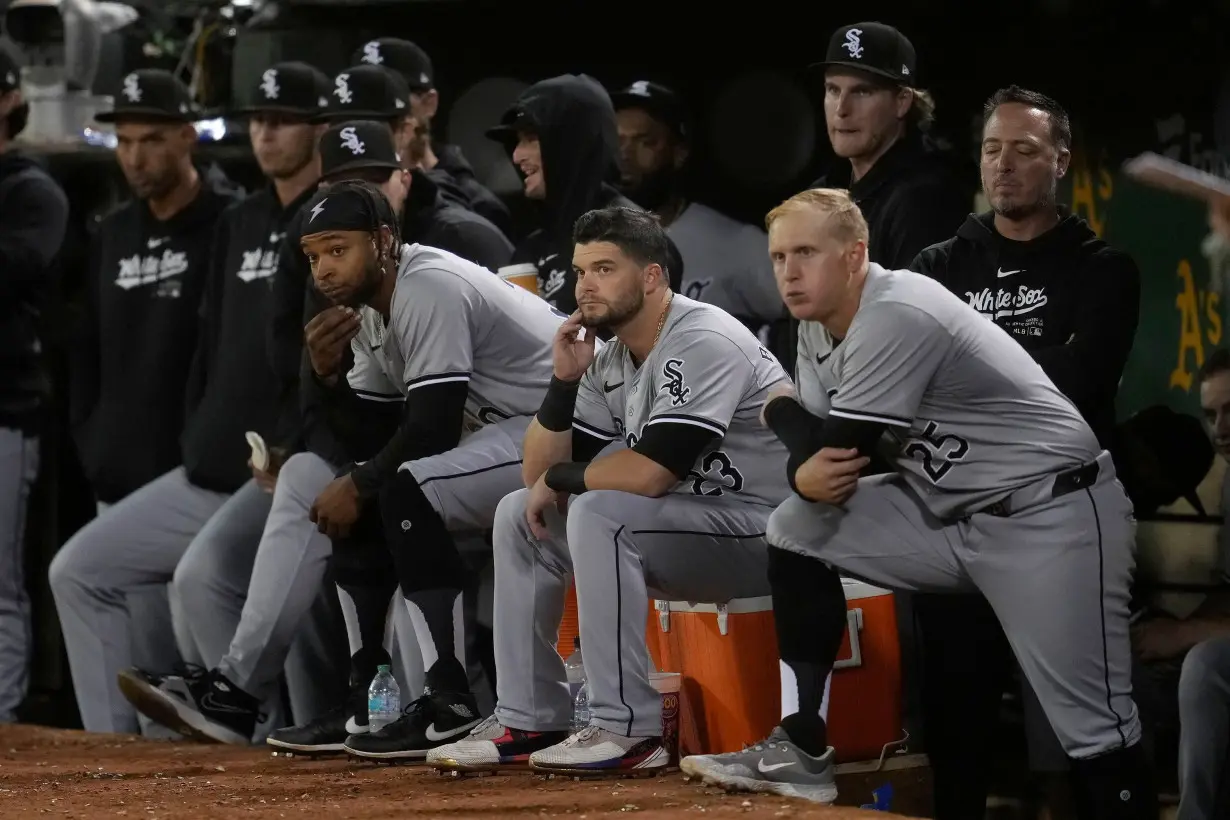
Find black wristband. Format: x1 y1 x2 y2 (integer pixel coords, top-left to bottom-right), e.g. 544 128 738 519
536 376 581 432
765 395 823 460
544 461 589 495
786 452 815 502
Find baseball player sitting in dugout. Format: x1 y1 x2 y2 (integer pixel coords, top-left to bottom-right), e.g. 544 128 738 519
294 180 563 760
427 205 792 775
678 188 1156 819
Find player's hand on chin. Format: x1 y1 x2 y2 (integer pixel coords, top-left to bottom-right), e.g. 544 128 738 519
309 474 363 539
526 473 569 540
794 448 870 505
552 310 596 382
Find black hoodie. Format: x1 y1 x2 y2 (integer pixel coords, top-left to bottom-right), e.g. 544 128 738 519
497 75 683 312
71 165 242 503
178 184 317 493
911 210 1141 445
429 142 513 240
0 152 68 433
269 169 513 466
813 129 974 270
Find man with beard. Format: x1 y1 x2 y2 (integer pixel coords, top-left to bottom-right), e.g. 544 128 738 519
909 87 1141 819
428 206 790 775
353 37 511 237
280 179 561 761
116 120 508 748
612 81 782 340
487 74 683 312
50 65 331 738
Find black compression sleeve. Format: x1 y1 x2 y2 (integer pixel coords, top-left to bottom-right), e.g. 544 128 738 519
349 381 469 497
572 428 610 463
817 415 888 453
764 396 827 460
536 376 581 432
544 461 588 495
633 423 720 480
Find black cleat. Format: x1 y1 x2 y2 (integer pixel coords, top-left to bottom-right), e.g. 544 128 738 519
266 683 368 756
118 665 260 745
343 690 481 761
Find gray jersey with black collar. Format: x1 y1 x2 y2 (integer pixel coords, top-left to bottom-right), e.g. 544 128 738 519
794 262 1101 519
346 242 562 431
572 295 792 507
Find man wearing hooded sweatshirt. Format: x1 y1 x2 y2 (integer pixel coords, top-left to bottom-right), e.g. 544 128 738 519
50 66 337 738
352 37 512 238
487 74 682 312
909 87 1142 819
0 42 69 723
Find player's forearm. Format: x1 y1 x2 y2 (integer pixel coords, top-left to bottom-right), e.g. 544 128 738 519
584 449 678 498
523 418 573 487
524 376 581 486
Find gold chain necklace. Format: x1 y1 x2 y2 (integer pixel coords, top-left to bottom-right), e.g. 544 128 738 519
650 290 673 351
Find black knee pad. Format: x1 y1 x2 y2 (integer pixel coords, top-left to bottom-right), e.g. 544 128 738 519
767 546 847 664
379 468 469 595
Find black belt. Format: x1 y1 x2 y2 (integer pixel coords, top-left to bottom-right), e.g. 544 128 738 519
982 460 1101 518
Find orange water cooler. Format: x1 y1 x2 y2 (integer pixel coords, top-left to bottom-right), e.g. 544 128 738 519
648 579 904 762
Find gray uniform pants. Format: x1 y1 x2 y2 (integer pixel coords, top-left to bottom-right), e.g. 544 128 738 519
1178 635 1230 820
49 468 269 733
0 428 38 722
212 452 347 720
767 452 1141 760
492 487 772 738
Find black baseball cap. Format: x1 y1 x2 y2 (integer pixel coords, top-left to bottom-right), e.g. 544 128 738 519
96 68 196 123
320 119 402 180
233 61 331 117
610 80 689 140
316 64 409 123
811 22 917 87
352 38 434 92
0 42 21 93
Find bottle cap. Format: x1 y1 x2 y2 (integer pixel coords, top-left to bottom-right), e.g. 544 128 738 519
377 664 391 673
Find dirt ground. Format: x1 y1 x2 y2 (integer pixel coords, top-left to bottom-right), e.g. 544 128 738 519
0 725 917 819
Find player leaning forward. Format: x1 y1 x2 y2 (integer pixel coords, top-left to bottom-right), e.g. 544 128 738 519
680 189 1157 818
428 206 792 773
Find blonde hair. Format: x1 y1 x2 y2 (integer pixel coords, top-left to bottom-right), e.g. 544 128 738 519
906 88 936 132
764 188 870 245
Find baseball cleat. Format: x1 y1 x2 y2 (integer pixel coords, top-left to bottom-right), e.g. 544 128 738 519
528 725 668 776
117 665 258 746
678 726 838 804
343 690 480 761
266 684 368 755
427 715 569 772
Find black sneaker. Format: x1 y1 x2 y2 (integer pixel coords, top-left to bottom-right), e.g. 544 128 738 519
266 683 368 756
117 665 260 745
343 690 481 761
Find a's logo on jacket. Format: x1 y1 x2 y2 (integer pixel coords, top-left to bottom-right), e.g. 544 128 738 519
115 248 189 297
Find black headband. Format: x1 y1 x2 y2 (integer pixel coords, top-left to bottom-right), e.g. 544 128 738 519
299 183 396 241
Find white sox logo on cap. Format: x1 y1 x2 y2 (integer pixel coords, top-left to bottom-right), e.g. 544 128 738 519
260 69 279 100
362 41 382 64
122 73 141 102
334 74 353 104
340 126 365 155
843 28 864 59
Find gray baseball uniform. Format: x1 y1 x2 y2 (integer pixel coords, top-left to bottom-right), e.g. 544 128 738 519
347 242 563 524
493 296 793 737
770 262 1140 759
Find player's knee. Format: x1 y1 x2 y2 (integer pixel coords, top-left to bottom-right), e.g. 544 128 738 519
493 487 532 540
766 495 827 551
279 452 332 501
48 527 102 597
563 490 624 527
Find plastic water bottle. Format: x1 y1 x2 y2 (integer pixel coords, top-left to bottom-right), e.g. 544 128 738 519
572 680 591 732
563 637 585 701
368 665 400 732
